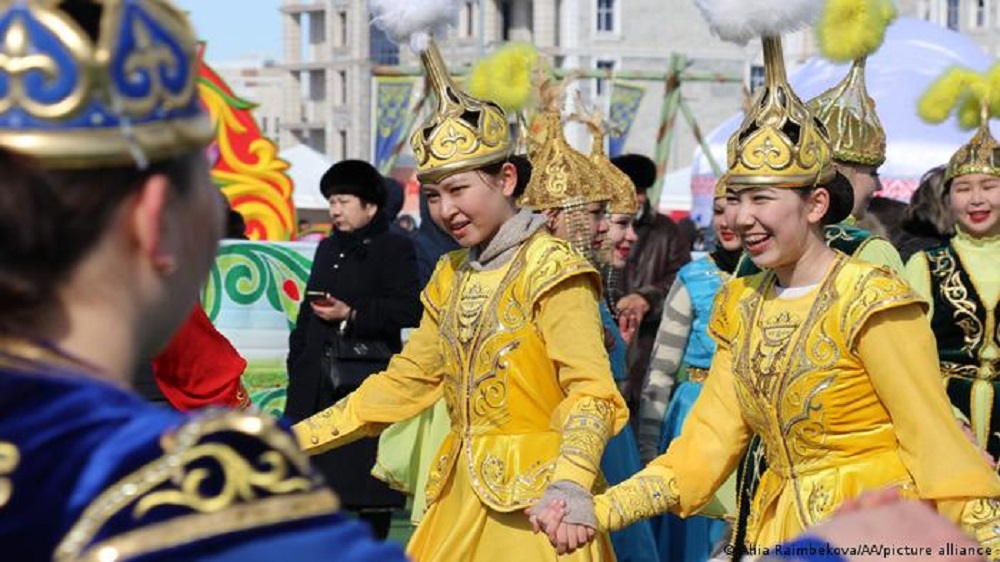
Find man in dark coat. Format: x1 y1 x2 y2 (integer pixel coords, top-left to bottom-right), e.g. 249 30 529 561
611 154 691 422
286 160 422 539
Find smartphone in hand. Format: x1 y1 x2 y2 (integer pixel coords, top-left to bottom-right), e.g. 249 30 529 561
306 291 334 306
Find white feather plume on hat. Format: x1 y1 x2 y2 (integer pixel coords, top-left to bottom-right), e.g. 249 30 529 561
693 0 823 45
369 0 460 53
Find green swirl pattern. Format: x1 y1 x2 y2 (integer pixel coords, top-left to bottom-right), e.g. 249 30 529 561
203 242 312 328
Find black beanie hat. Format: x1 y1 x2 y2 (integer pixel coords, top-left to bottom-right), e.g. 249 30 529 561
611 154 658 193
319 160 386 208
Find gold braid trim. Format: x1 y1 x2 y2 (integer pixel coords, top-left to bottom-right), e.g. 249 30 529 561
554 397 614 485
960 498 1000 559
70 492 338 562
599 475 679 532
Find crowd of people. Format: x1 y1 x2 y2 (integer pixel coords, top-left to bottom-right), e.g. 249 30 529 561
2 1 1000 562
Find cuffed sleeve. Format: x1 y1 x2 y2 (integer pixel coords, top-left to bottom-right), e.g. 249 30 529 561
536 275 628 490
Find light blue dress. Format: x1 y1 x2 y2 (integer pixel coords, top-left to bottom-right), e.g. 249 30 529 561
599 302 658 562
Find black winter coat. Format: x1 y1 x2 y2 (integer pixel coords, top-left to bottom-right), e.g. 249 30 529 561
285 212 421 508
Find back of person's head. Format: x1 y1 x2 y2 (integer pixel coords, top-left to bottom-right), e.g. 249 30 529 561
902 165 954 237
0 1 215 336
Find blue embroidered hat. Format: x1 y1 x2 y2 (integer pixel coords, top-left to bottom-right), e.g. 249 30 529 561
0 0 212 169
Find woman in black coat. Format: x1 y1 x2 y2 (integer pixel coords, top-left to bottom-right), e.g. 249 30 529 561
286 160 421 539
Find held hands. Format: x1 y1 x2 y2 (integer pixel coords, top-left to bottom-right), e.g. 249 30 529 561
618 310 639 345
527 500 595 555
310 293 352 322
525 480 599 555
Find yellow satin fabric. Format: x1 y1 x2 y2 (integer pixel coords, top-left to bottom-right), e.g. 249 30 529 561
407 458 615 561
294 232 627 560
595 255 1000 550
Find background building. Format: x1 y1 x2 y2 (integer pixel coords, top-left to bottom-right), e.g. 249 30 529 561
269 0 1000 173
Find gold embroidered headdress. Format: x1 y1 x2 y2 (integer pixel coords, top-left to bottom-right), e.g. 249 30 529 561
807 0 897 167
695 0 832 191
517 70 608 210
569 98 638 215
0 0 212 169
371 0 511 184
918 64 1000 182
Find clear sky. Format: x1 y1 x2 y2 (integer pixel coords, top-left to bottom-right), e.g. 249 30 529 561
174 0 284 64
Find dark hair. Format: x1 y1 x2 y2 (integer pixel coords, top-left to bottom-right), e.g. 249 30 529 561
902 165 953 238
0 149 201 329
480 155 532 199
806 171 854 226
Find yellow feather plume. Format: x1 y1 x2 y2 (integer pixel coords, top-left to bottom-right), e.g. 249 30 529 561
467 42 539 113
919 63 1000 129
817 0 897 63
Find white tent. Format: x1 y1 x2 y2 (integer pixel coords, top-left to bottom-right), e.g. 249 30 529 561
281 144 333 210
688 17 995 226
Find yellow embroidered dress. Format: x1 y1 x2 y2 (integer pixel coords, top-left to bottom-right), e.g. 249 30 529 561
591 254 1000 551
295 229 626 561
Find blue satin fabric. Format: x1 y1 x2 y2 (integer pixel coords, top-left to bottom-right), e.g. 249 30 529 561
599 303 659 562
0 362 405 561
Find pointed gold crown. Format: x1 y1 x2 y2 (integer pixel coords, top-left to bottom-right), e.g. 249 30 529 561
728 37 835 191
518 73 608 210
410 40 510 184
571 102 638 215
946 103 1000 183
808 57 886 166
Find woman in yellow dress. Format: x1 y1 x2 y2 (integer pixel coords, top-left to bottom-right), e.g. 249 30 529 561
906 71 1000 470
533 28 1000 558
292 8 625 560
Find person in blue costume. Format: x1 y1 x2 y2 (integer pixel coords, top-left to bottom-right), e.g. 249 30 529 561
0 2 405 561
638 178 742 562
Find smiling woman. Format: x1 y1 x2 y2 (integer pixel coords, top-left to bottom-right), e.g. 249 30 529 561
904 76 1000 480
534 16 1000 561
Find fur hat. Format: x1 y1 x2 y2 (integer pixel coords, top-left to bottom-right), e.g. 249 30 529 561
319 160 387 207
611 154 658 192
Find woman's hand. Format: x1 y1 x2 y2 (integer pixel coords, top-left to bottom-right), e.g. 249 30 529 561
618 311 639 345
311 295 351 322
527 499 596 555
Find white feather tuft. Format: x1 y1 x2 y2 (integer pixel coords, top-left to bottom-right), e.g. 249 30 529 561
369 0 460 53
693 0 823 45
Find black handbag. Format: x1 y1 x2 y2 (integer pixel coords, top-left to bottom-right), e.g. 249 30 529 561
322 321 393 390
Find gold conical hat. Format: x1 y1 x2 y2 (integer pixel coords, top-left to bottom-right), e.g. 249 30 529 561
572 104 638 215
518 74 608 210
728 37 835 191
946 104 1000 183
808 57 886 167
410 40 511 184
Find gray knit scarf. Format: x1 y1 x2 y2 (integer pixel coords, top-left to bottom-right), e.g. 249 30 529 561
468 209 546 271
